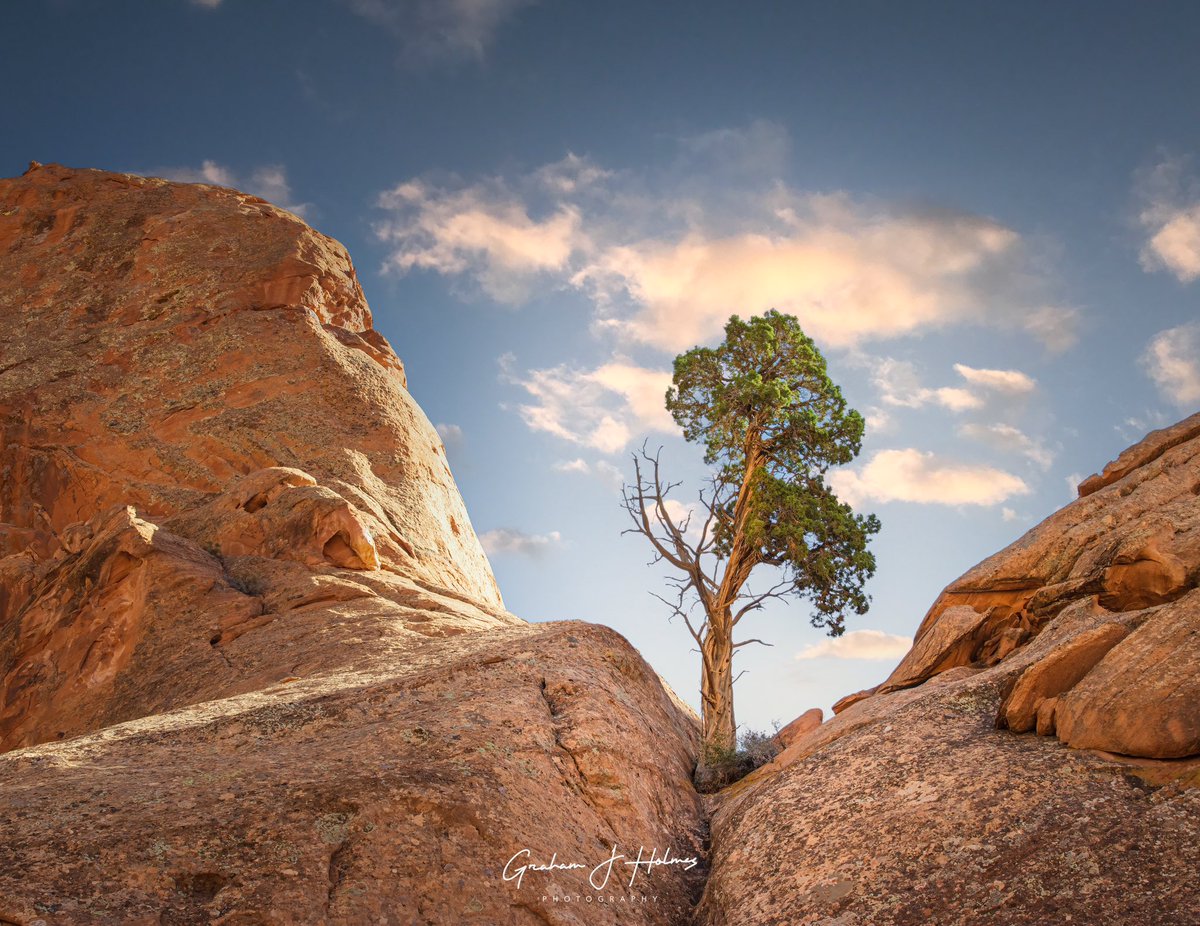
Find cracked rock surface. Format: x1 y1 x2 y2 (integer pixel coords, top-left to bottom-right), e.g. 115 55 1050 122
699 415 1200 925
0 166 705 925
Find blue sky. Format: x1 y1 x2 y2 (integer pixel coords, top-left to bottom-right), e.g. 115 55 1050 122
5 1 1199 731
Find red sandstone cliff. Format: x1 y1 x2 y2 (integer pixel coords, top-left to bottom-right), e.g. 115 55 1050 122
0 165 706 925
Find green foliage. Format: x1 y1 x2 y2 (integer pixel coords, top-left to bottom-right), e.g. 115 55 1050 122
666 309 880 635
693 727 782 793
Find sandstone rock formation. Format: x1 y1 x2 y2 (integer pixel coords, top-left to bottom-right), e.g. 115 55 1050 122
5 162 1198 926
699 415 1200 924
774 707 822 749
0 165 706 925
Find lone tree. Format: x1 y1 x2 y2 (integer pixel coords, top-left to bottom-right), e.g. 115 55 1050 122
622 310 880 753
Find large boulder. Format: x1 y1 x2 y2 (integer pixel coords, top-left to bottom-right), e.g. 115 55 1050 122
0 165 706 925
699 418 1200 925
1055 590 1200 758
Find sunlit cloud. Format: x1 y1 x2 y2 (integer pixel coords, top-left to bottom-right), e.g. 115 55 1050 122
872 358 982 412
375 124 1078 353
376 179 581 302
869 358 1036 415
553 457 624 487
500 354 673 453
153 160 311 218
574 205 1043 352
553 458 591 474
1142 321 1200 407
952 363 1036 394
828 448 1030 507
795 629 912 661
959 422 1055 469
1135 153 1200 283
345 0 536 64
479 527 561 556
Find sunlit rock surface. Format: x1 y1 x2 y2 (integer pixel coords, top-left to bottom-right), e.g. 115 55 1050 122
702 415 1200 925
0 165 705 925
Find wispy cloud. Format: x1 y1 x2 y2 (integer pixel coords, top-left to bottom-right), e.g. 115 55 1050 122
153 160 311 218
952 363 1036 394
828 448 1030 507
374 124 1078 353
958 422 1054 469
435 422 464 451
376 172 582 302
553 457 624 487
1142 321 1200 407
190 0 222 7
500 354 673 453
796 629 912 661
478 527 561 556
345 0 536 65
871 358 979 412
1135 153 1200 283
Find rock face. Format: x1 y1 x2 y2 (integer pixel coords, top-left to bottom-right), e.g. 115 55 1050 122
774 707 822 749
700 417 1200 925
0 162 497 606
0 166 705 925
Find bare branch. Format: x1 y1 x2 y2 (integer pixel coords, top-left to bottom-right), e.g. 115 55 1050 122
732 576 793 624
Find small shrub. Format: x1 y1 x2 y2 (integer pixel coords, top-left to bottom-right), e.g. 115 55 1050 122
226 571 266 597
693 727 781 793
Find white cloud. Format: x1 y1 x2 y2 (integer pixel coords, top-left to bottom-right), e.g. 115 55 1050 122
1136 154 1200 283
154 160 310 218
863 406 894 434
479 527 561 557
795 629 912 661
1022 305 1081 354
959 423 1054 469
574 203 1036 352
1114 410 1172 443
869 358 1036 416
553 458 591 474
375 172 584 302
435 422 464 449
191 0 222 7
828 448 1031 507
501 355 673 453
952 363 1036 394
1065 472 1084 497
552 458 625 487
375 126 1076 352
872 358 982 412
345 0 535 64
1001 507 1018 522
1142 321 1200 407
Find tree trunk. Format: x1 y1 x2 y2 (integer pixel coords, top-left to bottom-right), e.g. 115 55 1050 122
700 609 736 753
